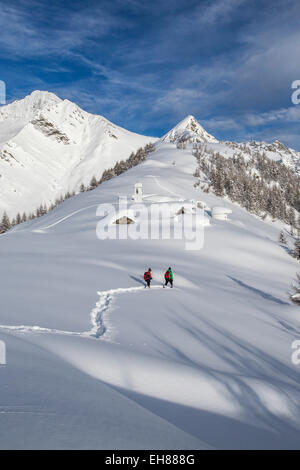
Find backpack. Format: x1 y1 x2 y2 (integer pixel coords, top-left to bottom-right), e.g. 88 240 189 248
165 271 169 280
144 271 150 281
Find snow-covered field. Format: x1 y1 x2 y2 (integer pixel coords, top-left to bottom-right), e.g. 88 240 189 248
0 139 300 449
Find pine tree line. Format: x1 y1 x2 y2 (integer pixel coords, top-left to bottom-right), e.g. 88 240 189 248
193 148 300 227
97 142 155 185
78 142 155 191
0 190 76 234
0 142 156 235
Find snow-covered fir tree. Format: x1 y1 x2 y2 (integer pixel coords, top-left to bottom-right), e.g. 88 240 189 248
89 176 98 190
289 273 300 304
0 212 11 234
279 231 287 244
293 237 300 260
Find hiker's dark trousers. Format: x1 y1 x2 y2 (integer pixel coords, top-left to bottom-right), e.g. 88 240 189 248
165 279 173 287
146 279 151 288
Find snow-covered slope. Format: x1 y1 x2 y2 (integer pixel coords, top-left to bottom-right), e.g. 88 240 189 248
223 139 300 172
0 91 155 218
161 115 218 143
0 140 299 449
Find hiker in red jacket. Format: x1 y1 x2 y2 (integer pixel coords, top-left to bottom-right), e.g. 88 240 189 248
144 268 152 288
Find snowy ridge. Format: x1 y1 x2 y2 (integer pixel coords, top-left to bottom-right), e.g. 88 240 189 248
0 91 155 218
0 90 61 122
223 139 300 172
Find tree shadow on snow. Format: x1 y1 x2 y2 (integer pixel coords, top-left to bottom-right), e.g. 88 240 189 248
130 275 146 287
135 313 300 449
110 381 300 450
228 276 290 306
279 243 293 257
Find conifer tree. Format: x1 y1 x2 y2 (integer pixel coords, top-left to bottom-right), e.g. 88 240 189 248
293 237 300 260
279 230 287 244
0 212 11 233
89 176 98 190
289 273 300 304
16 213 22 225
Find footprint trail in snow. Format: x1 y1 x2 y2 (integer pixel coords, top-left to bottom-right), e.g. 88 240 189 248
0 285 162 340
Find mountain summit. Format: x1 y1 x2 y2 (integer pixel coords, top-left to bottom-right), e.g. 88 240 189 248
0 91 155 217
0 90 61 122
161 115 218 144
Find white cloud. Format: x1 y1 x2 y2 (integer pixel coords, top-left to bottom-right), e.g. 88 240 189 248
245 106 300 126
202 117 241 131
0 2 120 59
195 0 247 26
153 88 207 112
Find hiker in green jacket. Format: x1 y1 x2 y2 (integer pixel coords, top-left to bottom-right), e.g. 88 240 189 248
164 267 173 288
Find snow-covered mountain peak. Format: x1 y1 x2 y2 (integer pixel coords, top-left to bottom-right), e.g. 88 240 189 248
0 90 61 123
235 139 300 170
0 91 155 218
161 115 218 144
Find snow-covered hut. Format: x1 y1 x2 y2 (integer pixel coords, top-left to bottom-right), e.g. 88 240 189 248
114 215 135 225
211 206 232 221
170 201 196 217
196 200 208 209
108 208 135 225
170 201 210 226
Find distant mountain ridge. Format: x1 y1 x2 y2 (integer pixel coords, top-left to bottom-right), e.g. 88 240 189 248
1 91 300 220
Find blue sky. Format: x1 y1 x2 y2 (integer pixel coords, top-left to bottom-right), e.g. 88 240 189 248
1 0 300 148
